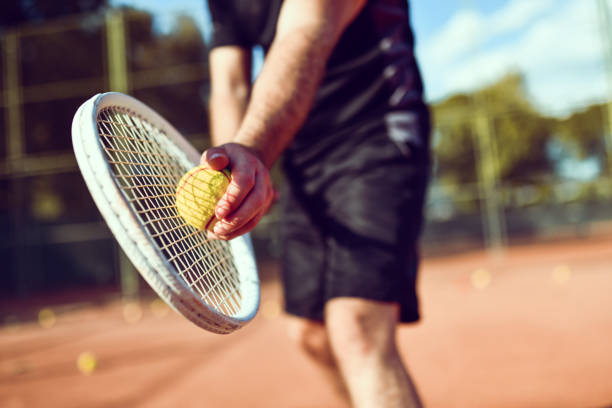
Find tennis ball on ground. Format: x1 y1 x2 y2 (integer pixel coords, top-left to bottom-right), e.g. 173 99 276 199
122 301 143 324
38 308 56 329
471 268 491 290
175 166 231 231
77 351 97 375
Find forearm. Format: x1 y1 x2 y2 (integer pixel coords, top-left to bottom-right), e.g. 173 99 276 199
202 0 365 240
209 90 248 146
208 46 252 147
233 27 336 168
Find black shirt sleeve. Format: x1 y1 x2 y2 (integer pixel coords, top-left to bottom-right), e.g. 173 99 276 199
208 1 251 49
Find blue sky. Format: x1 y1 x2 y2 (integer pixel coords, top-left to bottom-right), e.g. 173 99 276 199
412 0 611 115
110 0 612 116
410 0 510 40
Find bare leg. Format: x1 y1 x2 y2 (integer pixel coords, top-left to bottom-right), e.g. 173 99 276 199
286 317 350 403
324 298 423 408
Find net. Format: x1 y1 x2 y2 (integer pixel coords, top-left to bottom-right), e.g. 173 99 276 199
96 106 242 316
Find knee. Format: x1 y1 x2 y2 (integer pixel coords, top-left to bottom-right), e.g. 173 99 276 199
325 299 399 363
286 318 335 365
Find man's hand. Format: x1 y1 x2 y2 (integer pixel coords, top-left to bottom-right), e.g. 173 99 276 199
203 0 366 240
200 143 275 240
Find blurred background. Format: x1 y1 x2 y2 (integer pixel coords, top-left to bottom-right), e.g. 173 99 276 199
1 1 612 407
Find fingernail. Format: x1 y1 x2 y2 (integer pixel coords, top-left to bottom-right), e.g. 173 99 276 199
214 222 228 235
209 152 223 160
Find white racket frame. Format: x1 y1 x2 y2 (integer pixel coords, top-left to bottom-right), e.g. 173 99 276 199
72 92 259 334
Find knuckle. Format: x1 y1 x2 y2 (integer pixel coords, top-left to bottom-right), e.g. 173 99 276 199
235 172 255 189
223 184 242 203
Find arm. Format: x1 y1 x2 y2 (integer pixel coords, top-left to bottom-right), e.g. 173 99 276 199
234 0 366 167
203 0 367 240
208 46 252 146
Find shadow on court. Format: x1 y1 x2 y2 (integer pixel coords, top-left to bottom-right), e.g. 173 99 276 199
1 236 612 408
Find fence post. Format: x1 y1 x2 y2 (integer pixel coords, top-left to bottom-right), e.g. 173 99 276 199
2 31 30 295
106 10 129 93
106 10 139 301
596 0 612 178
473 96 507 258
3 33 23 161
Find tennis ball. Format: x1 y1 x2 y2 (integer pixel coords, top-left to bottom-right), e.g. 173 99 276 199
38 308 56 329
175 166 231 231
77 351 97 375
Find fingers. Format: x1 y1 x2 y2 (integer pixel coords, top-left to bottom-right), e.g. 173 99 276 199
215 158 256 220
200 147 230 170
214 166 273 235
199 142 274 240
207 209 265 241
208 180 273 241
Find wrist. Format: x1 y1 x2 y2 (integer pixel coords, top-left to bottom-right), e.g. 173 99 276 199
231 137 273 169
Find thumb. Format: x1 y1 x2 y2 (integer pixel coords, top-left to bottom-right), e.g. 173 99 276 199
201 147 230 170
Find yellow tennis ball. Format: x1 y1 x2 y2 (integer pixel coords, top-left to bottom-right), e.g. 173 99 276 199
77 351 97 375
175 166 231 231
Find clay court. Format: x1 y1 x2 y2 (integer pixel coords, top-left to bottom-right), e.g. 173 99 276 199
1 235 612 408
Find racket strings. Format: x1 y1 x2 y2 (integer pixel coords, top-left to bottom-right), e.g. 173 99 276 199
96 106 243 316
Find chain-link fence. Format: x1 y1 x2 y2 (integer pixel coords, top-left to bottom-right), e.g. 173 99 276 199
0 9 212 298
2 6 611 299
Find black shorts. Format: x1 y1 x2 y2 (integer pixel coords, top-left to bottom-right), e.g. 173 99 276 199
280 108 430 323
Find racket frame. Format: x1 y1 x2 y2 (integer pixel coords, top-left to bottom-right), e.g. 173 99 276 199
72 92 259 334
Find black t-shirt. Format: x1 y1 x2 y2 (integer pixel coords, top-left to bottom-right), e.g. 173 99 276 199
208 0 426 141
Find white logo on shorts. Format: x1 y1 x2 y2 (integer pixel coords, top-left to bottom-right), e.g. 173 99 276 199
384 111 422 156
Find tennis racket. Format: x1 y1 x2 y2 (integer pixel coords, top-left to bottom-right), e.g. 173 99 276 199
71 92 260 334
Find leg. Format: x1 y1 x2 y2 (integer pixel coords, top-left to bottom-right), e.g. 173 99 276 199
286 316 350 403
325 298 423 408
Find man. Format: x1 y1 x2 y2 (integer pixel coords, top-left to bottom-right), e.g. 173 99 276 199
203 1 430 407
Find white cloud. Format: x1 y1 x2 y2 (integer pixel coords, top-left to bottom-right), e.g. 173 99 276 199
418 0 609 115
425 0 554 67
426 10 485 65
489 0 554 35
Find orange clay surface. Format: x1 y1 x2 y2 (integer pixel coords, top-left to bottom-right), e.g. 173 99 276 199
1 236 612 408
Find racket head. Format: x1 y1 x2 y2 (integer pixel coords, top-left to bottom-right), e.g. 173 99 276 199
72 92 259 334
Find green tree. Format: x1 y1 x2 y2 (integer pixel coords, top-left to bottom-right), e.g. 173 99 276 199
556 104 607 161
433 72 556 186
